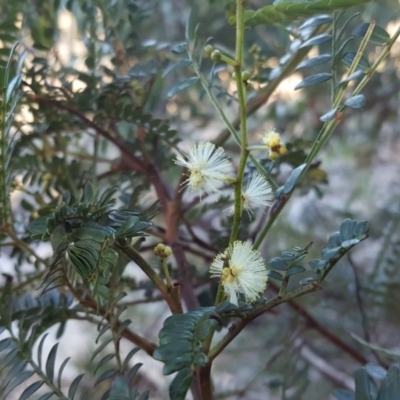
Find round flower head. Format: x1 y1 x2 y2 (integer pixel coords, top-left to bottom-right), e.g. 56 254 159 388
175 141 232 198
210 241 268 306
242 173 274 214
226 173 274 217
262 130 287 160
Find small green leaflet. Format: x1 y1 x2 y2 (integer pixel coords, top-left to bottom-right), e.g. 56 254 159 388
274 0 371 14
239 0 371 27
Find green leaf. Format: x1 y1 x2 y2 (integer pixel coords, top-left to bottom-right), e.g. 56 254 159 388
345 95 366 109
162 59 192 78
274 0 371 14
68 373 85 399
268 257 288 270
266 270 284 281
45 343 58 382
37 393 54 400
94 369 118 386
378 363 400 399
109 376 130 400
320 108 339 122
283 164 307 194
296 54 332 70
171 42 187 54
167 77 199 98
94 353 115 375
333 389 355 400
299 15 332 30
5 371 35 397
352 23 390 46
169 368 193 400
365 364 386 380
299 34 332 48
295 73 331 90
19 381 44 400
155 308 215 375
340 219 357 242
287 266 306 276
342 52 370 72
354 368 374 400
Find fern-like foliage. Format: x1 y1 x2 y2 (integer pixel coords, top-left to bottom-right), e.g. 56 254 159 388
27 182 156 301
0 44 25 227
154 307 220 400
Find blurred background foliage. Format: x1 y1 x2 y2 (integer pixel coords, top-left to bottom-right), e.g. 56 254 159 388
0 0 400 399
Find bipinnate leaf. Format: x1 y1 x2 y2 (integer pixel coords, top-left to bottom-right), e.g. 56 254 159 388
154 307 218 375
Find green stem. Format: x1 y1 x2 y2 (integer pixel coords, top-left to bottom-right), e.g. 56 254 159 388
253 24 400 249
229 0 249 245
161 257 172 288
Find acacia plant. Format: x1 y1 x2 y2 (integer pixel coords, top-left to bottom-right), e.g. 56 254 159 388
0 0 399 399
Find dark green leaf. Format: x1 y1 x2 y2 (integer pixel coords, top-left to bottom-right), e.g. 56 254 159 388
169 368 193 400
287 266 306 276
354 368 373 400
127 362 143 383
365 364 386 380
300 34 332 48
5 371 35 396
345 95 366 109
167 77 199 98
121 348 140 371
94 353 115 375
0 337 13 352
19 381 44 400
109 376 130 400
352 23 390 46
37 393 54 400
295 73 331 90
266 270 284 281
377 363 400 399
94 369 118 386
91 338 113 362
68 373 85 399
268 257 288 270
45 343 59 382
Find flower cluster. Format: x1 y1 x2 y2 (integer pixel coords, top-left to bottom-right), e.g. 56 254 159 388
175 141 233 198
210 241 268 306
262 130 287 160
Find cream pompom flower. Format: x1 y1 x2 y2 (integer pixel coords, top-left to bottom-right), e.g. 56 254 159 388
175 141 233 197
242 173 274 214
226 173 274 217
210 241 268 306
